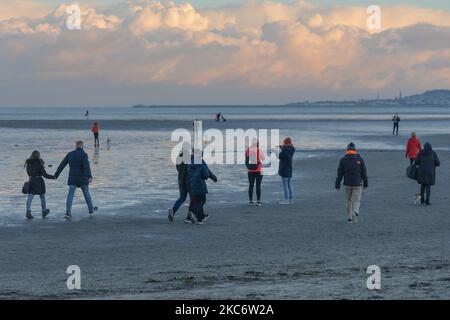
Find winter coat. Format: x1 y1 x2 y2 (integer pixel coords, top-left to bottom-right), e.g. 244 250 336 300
55 148 92 186
406 137 421 159
187 159 212 197
26 159 54 195
415 143 440 186
278 145 296 178
245 146 265 173
335 151 369 188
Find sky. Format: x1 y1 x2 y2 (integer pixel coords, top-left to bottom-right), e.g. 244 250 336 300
0 0 450 106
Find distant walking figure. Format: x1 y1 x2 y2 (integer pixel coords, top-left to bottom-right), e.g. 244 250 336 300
392 113 400 136
91 122 100 147
405 132 421 165
24 151 55 219
54 141 98 219
278 137 296 204
245 138 265 206
335 143 368 223
85 110 89 119
415 142 440 206
168 150 190 223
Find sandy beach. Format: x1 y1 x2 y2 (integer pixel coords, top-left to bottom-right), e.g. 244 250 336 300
1 136 449 299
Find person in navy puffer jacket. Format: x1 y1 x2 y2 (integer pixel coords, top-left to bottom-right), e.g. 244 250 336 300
278 137 296 204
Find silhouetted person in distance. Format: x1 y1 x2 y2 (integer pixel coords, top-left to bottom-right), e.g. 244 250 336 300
91 122 100 147
85 110 89 119
392 113 400 136
415 142 440 206
24 150 55 219
54 141 98 219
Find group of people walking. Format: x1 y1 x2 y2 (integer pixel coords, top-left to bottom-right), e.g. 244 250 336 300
168 137 296 224
24 141 97 219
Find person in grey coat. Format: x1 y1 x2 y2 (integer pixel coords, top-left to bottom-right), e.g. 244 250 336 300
415 142 440 205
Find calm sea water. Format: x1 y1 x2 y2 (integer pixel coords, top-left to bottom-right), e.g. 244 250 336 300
0 105 449 226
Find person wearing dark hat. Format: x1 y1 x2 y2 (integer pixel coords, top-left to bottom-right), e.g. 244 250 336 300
335 142 368 223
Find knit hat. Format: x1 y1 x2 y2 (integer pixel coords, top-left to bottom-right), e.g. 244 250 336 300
283 137 292 145
347 142 356 151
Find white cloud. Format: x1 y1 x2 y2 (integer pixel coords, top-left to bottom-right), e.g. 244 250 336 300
1 0 450 105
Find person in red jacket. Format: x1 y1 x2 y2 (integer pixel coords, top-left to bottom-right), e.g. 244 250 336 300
91 122 100 147
245 138 265 206
406 132 422 165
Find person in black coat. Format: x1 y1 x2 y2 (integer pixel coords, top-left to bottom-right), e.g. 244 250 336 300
54 141 97 219
335 143 368 223
278 137 296 204
24 150 55 219
415 142 440 205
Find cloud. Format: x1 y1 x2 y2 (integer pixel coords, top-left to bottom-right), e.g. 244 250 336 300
1 0 450 105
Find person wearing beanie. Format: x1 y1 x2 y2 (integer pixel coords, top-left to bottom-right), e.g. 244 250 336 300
335 142 368 223
278 137 296 204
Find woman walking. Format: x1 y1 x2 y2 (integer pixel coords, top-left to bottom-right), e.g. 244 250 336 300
415 142 440 206
24 151 55 219
406 132 421 165
278 137 296 204
245 138 265 206
91 122 100 147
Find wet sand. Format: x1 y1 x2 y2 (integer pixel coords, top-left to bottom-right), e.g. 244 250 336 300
1 141 449 299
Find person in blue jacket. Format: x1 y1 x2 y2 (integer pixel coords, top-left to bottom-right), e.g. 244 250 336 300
54 141 98 219
278 137 296 204
187 149 217 224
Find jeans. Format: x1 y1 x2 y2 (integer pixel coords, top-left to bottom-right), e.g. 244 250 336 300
393 124 399 135
26 194 46 212
191 194 206 221
172 184 188 216
248 172 263 201
281 177 293 200
345 186 363 219
420 184 431 203
66 185 94 214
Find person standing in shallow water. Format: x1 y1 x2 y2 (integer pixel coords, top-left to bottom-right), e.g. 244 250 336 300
392 113 400 136
246 138 265 206
91 122 100 148
405 132 421 165
335 143 368 223
278 137 295 204
24 151 55 219
54 141 98 219
415 142 440 206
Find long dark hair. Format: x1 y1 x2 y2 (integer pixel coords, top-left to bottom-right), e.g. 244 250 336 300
24 150 44 168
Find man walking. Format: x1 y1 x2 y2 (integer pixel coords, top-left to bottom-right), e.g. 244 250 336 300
91 122 100 148
335 143 368 223
392 113 400 136
55 141 98 219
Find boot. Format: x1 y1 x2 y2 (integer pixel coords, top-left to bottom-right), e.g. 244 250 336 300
26 210 34 220
42 209 50 218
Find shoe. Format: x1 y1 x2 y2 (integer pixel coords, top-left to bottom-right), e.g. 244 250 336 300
185 211 196 224
249 201 254 206
352 213 358 223
89 207 98 214
279 200 290 205
425 202 431 206
168 208 174 223
256 201 263 207
198 214 209 224
26 211 34 220
347 218 353 224
42 209 50 219
65 212 72 219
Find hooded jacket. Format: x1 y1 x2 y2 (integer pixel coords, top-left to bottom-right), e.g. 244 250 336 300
278 144 296 178
187 159 211 197
415 143 440 185
54 148 92 186
335 150 368 189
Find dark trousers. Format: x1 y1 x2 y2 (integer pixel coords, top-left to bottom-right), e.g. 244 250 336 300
420 184 431 203
409 158 416 165
191 194 206 221
248 172 263 201
94 133 99 146
393 124 399 135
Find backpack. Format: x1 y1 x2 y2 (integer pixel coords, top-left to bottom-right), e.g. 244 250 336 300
245 148 260 170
